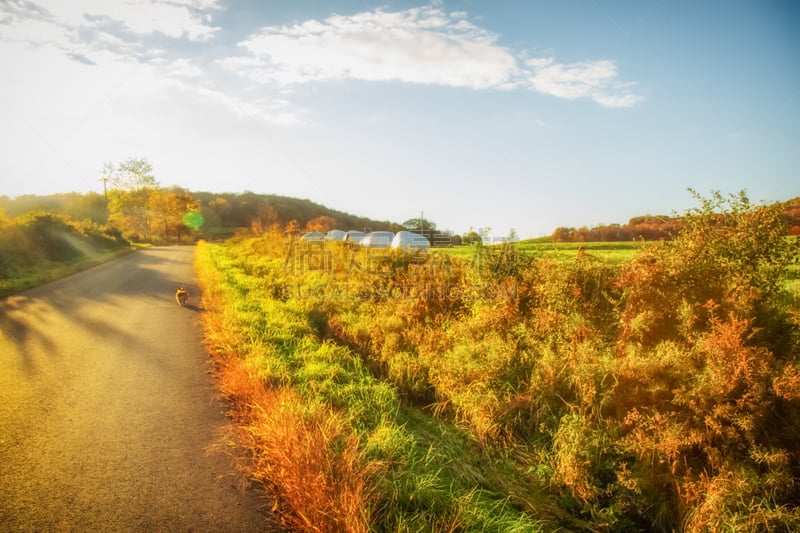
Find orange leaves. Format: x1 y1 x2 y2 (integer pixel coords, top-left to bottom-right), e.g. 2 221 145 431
700 314 771 399
773 363 800 401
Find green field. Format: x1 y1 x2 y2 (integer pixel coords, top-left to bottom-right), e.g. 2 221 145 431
444 240 641 264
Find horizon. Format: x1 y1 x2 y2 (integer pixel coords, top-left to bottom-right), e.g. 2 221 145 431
4 187 798 242
1 1 798 238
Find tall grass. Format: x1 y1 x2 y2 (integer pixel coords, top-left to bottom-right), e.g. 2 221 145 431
197 192 800 532
196 238 547 531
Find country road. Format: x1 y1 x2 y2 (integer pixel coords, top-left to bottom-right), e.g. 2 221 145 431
0 247 280 532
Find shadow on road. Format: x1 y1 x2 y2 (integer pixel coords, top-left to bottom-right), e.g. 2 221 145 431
0 247 201 377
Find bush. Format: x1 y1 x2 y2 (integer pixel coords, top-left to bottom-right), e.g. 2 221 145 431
0 210 130 289
197 191 800 532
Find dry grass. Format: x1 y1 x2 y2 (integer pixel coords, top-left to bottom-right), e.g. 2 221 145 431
211 355 382 532
194 191 800 531
198 244 382 532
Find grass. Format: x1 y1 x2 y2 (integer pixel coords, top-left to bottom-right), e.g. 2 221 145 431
196 240 556 532
197 206 800 532
0 210 132 298
444 240 641 264
0 247 133 298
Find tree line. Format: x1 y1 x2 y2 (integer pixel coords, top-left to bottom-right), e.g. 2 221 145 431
551 196 800 242
0 158 401 244
3 158 798 245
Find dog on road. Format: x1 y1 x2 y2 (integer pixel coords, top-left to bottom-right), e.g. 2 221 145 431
176 286 189 306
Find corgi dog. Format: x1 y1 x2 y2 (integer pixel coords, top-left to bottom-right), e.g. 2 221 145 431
176 286 189 306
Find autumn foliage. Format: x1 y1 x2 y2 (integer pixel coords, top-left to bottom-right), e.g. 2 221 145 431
197 191 800 532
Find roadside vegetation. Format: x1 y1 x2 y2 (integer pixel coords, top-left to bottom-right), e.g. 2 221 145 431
0 210 130 297
196 191 800 532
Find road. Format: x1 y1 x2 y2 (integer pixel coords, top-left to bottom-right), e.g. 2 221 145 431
0 246 280 532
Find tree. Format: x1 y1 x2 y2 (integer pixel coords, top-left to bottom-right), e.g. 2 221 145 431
106 158 158 190
462 231 481 245
108 188 153 240
148 189 200 242
251 204 279 235
306 215 336 232
103 158 161 241
402 217 437 232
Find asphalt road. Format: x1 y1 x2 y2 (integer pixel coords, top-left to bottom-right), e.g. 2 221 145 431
0 246 280 532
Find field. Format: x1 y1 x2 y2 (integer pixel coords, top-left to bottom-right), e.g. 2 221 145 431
196 194 800 532
445 240 641 264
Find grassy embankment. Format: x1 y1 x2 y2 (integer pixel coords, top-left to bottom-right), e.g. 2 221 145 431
0 212 130 298
197 193 800 532
196 238 554 531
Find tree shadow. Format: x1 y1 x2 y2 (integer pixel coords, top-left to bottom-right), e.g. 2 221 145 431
1 245 201 377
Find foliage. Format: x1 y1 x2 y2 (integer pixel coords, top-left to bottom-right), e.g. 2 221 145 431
197 190 800 532
553 216 680 242
147 188 201 243
102 157 158 191
0 210 129 296
100 159 201 243
107 188 154 241
618 190 798 349
196 239 550 532
193 191 402 238
552 194 800 243
402 217 437 231
0 192 109 224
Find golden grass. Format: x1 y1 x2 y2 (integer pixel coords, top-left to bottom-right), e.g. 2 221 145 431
211 355 382 532
198 242 383 532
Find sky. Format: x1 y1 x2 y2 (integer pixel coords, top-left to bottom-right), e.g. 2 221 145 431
0 0 798 238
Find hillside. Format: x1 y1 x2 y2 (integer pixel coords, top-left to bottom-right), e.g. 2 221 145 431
0 211 129 296
191 191 402 237
0 191 402 240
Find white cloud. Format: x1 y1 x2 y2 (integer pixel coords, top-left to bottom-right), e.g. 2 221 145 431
525 57 643 108
187 84 306 125
163 57 203 78
227 4 519 90
0 0 644 162
0 0 302 126
4 0 222 42
221 4 642 108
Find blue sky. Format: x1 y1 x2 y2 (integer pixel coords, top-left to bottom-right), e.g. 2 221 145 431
1 1 797 238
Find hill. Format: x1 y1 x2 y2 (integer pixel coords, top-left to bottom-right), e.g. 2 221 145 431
192 191 402 238
0 191 402 241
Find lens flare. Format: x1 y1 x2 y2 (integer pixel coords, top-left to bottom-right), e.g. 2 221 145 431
183 211 204 230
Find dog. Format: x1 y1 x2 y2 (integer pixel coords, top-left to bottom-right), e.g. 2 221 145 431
175 286 189 306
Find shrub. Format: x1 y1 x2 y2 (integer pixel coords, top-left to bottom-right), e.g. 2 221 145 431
196 190 800 531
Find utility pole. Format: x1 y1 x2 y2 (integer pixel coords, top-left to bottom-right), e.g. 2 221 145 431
100 161 114 202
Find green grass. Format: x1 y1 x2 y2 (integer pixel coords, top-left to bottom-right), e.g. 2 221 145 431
198 216 800 531
196 240 559 532
443 240 641 264
0 248 132 298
